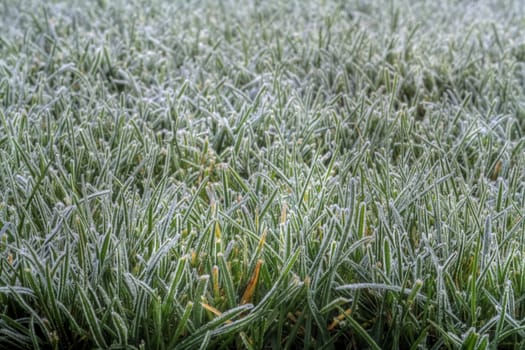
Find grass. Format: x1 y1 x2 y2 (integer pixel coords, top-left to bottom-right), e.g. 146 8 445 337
1 0 525 348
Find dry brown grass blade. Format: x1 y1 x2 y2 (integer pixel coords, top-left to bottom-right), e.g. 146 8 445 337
212 265 220 300
490 160 502 181
280 202 288 225
201 302 233 324
241 259 263 305
328 308 352 331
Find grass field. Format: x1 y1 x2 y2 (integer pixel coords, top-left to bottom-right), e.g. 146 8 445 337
1 0 525 348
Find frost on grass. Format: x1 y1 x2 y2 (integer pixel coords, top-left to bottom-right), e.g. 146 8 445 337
1 0 525 349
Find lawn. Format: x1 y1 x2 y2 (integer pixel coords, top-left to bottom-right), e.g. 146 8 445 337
1 0 525 348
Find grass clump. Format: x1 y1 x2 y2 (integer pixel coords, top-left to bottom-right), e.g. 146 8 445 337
1 0 525 348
